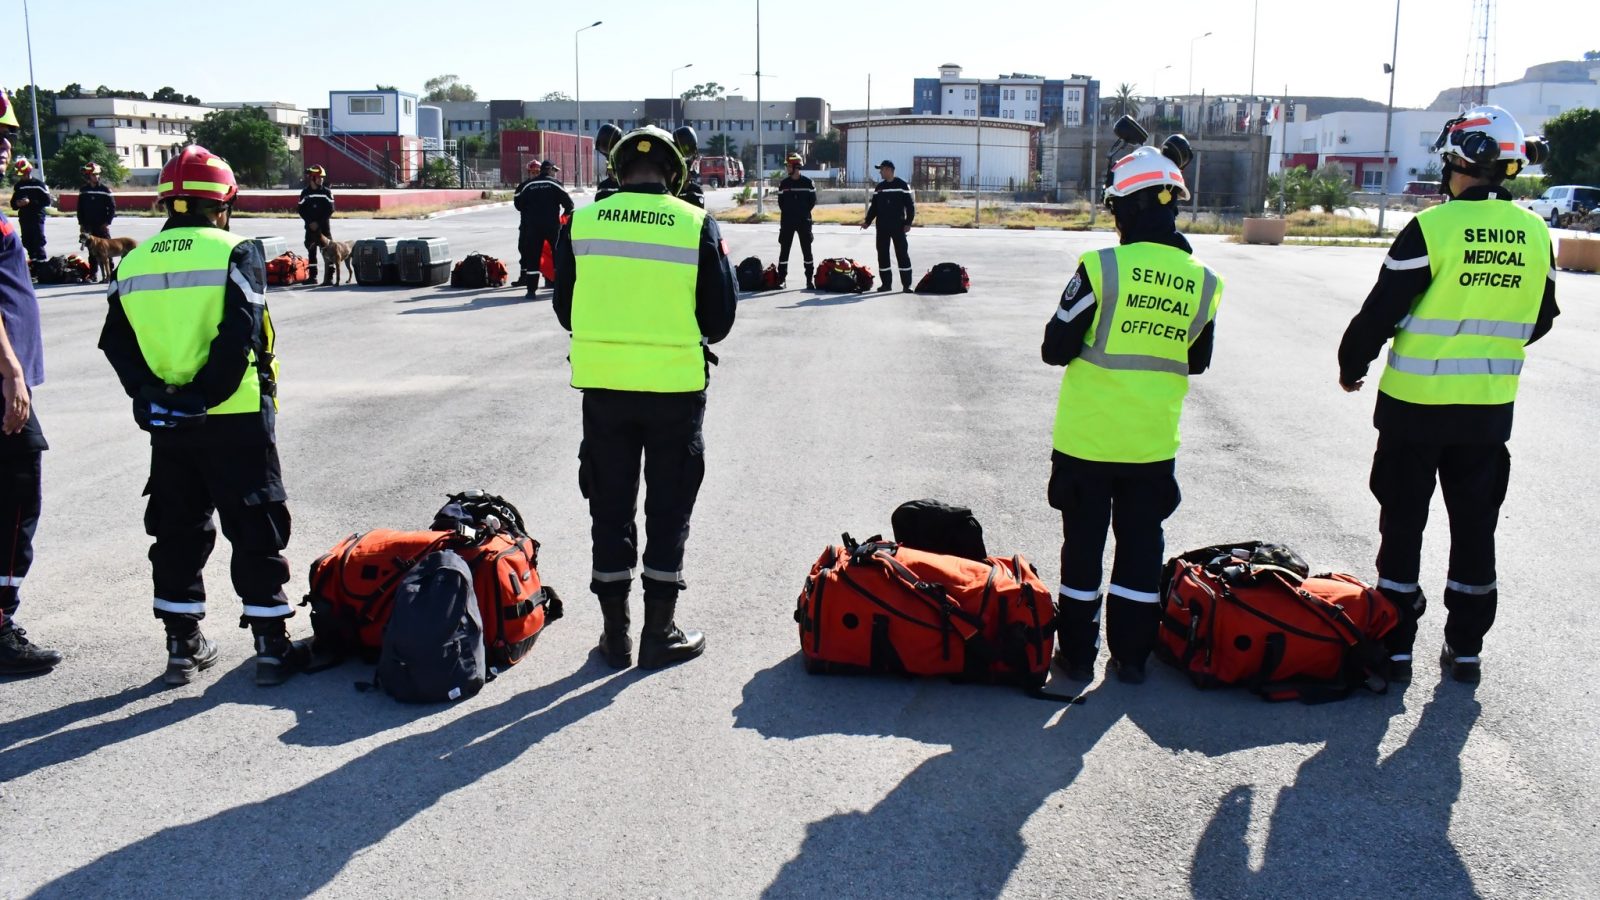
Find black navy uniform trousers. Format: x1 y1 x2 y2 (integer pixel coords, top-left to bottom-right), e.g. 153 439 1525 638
1338 185 1560 659
554 184 738 601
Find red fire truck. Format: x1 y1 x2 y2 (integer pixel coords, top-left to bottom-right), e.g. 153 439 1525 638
694 156 744 188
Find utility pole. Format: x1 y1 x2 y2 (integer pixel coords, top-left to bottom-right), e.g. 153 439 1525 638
1377 0 1401 235
1279 85 1289 215
755 0 765 217
1249 0 1259 131
974 111 983 225
574 20 602 190
1087 88 1100 227
23 0 46 183
865 74 872 190
1191 89 1205 222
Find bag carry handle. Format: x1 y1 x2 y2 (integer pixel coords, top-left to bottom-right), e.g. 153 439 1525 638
1264 572 1389 695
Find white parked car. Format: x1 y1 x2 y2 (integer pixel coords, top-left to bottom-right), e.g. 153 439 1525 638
1523 185 1600 227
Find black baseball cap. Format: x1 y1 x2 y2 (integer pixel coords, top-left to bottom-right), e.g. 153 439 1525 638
876 159 895 169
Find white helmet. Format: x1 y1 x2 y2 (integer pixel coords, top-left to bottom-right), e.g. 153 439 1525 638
1104 146 1189 205
1432 105 1542 177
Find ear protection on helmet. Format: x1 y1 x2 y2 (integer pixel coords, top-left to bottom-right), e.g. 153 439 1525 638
1160 134 1194 170
673 126 698 162
595 123 624 157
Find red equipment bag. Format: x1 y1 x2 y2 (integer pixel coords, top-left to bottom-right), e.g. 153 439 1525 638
795 535 1055 691
265 252 309 286
1157 542 1399 702
306 528 561 672
761 263 781 290
539 242 555 282
815 257 874 293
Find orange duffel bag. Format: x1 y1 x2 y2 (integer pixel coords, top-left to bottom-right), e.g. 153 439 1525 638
304 493 562 672
794 535 1055 691
1157 542 1398 702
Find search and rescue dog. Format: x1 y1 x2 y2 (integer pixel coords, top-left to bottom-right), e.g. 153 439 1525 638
316 233 356 286
78 232 138 283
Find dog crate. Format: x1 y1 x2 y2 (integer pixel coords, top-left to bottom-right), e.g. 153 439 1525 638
352 238 402 286
249 236 290 262
396 237 452 286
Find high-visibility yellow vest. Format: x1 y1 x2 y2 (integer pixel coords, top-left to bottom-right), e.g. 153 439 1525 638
114 226 276 416
1378 199 1549 406
1053 244 1222 463
568 190 706 392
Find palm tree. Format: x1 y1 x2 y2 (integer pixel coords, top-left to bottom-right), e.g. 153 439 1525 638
1115 83 1141 119
708 134 737 156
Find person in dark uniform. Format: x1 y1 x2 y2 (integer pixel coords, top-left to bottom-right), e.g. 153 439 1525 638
77 162 116 239
554 124 737 670
777 154 816 288
514 160 574 297
1339 105 1558 684
8 157 51 263
1043 138 1219 686
679 168 706 210
0 128 60 675
595 165 620 202
297 166 334 285
862 159 914 292
99 146 310 688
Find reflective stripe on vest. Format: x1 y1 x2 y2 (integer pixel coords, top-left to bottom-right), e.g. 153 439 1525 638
568 192 706 393
1053 244 1222 463
114 226 266 416
1378 199 1549 406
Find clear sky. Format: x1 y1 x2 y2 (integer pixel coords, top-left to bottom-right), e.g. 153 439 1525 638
6 0 1597 113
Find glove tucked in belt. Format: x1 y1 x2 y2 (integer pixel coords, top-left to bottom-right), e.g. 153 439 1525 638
134 384 207 433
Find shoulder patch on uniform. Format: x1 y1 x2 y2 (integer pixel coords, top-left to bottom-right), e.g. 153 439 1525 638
719 239 729 256
1064 272 1083 297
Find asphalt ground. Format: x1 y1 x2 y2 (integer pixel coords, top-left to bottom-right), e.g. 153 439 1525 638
2 201 1597 899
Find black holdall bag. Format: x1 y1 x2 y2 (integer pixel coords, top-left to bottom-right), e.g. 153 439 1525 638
374 549 487 703
915 262 971 294
450 253 490 288
891 499 989 561
736 255 765 292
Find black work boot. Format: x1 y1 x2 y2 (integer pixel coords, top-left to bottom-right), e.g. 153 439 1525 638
1105 593 1161 686
637 595 705 670
804 264 815 289
596 594 633 669
0 626 63 675
254 629 312 687
875 272 893 293
307 264 320 286
526 272 541 298
777 264 788 289
1054 594 1102 682
1440 641 1481 684
164 629 219 686
1379 586 1426 683
900 270 914 292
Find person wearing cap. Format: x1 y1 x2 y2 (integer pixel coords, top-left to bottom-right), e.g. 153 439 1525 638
77 162 117 241
595 165 620 203
1338 105 1559 685
1042 135 1220 686
777 154 816 288
99 145 311 688
514 159 574 297
0 114 62 675
679 167 706 210
862 160 914 292
297 166 334 285
554 124 737 670
8 156 51 263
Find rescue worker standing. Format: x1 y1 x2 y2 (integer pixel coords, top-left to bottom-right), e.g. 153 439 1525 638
777 154 816 288
99 145 310 687
0 123 61 675
9 157 51 262
862 160 914 292
514 160 574 297
554 124 737 670
1338 105 1558 684
77 162 116 240
297 166 334 285
1043 137 1219 685
595 165 620 202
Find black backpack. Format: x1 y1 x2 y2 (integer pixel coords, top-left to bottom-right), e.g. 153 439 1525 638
915 262 970 294
451 253 490 288
736 256 765 292
375 549 486 703
891 499 988 561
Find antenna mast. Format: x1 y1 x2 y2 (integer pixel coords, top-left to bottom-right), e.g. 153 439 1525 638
1459 0 1496 108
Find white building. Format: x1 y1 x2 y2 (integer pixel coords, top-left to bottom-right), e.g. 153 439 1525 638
836 115 1043 188
327 89 419 136
54 97 206 177
913 66 1097 127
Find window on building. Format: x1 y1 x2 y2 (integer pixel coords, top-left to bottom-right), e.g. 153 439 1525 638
404 98 414 116
1362 169 1384 189
140 120 148 132
349 96 384 115
1302 138 1316 151
1420 130 1434 147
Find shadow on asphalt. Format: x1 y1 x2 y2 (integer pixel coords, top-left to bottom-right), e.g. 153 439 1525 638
779 292 885 309
397 293 540 315
735 655 1479 898
23 657 639 898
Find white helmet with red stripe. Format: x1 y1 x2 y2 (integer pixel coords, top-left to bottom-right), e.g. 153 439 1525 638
1104 146 1189 205
1433 105 1536 175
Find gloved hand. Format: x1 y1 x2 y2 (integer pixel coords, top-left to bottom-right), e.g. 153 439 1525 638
134 383 207 432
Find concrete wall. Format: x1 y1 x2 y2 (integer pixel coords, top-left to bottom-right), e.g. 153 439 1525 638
1046 125 1272 211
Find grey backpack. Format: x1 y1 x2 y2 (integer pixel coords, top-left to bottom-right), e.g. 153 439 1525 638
376 549 486 703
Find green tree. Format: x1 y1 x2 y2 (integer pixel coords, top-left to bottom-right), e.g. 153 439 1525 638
811 129 841 166
1267 165 1315 212
1114 82 1140 118
1585 51 1600 62
424 75 478 103
94 85 148 100
47 133 129 186
706 134 737 156
418 156 458 188
540 91 572 103
151 86 202 105
190 106 291 187
1310 164 1354 212
499 117 540 132
375 84 398 91
681 82 726 102
8 85 61 162
1540 107 1600 185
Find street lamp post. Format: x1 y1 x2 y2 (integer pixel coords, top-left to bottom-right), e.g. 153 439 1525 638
1377 0 1402 235
670 63 694 130
755 0 765 216
22 0 46 183
1188 31 1213 132
574 20 602 190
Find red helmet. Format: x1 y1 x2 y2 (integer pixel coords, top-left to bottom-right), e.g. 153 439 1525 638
157 145 239 204
786 154 803 167
527 159 540 172
305 165 326 178
12 156 32 175
83 162 102 176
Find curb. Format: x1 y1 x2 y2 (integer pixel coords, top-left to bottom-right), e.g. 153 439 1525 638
422 201 513 220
